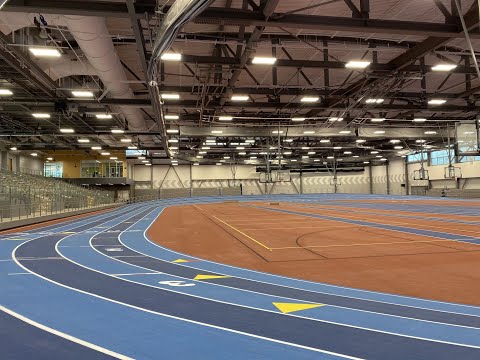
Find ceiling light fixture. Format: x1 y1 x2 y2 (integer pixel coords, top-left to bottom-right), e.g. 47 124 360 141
96 114 112 119
32 113 50 118
230 95 249 101
328 117 344 122
29 47 61 57
72 90 94 97
366 98 384 104
0 89 13 96
301 96 319 103
31 152 38 157
345 60 371 69
272 130 284 134
91 146 102 150
166 129 179 134
356 139 366 143
320 139 331 143
432 64 457 71
303 131 315 134
291 117 306 122
218 116 233 121
59 128 75 133
78 139 90 143
120 138 132 143
374 130 385 134
101 152 111 156
252 56 277 65
168 139 179 143
339 130 351 134
424 130 437 134
10 147 17 151
371 118 385 122
165 114 179 120
160 53 182 61
211 130 223 134
128 146 137 150
428 99 446 105
111 129 125 134
161 93 180 100
413 118 427 123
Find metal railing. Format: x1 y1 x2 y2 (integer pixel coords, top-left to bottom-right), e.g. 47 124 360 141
0 167 116 223
126 187 242 203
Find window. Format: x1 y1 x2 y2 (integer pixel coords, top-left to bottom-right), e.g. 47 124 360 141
80 160 123 178
430 149 454 166
407 153 424 163
44 162 63 177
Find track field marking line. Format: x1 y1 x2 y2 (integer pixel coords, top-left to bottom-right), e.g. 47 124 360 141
270 239 480 250
277 205 480 236
212 216 272 251
0 305 133 360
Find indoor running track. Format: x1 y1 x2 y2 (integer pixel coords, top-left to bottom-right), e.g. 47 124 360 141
2 194 480 359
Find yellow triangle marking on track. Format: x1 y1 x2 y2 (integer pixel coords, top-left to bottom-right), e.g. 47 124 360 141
172 259 191 263
194 274 231 281
272 302 325 314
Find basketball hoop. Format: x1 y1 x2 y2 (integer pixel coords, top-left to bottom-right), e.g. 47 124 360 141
444 165 462 180
413 168 429 180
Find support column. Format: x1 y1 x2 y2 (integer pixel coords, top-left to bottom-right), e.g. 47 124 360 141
385 162 390 195
404 159 410 196
368 165 373 194
299 171 303 194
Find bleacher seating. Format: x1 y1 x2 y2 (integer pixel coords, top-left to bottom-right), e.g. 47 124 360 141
0 169 115 220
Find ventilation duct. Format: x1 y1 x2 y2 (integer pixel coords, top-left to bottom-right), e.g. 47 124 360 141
147 0 214 157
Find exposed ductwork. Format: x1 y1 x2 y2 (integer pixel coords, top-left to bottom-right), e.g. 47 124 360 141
147 0 214 157
0 13 148 141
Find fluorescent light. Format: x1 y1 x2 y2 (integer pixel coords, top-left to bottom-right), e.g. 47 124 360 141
413 118 427 122
366 98 384 104
290 159 297 162
284 139 293 143
218 116 233 121
364 161 370 164
59 128 74 133
390 139 401 144
101 152 111 156
196 156 203 159
250 156 257 159
29 47 61 57
371 151 379 155
31 152 37 157
245 139 255 143
371 118 385 122
161 53 182 61
202 147 210 150
424 130 437 134
353 155 359 158
111 129 125 134
380 158 387 161
211 130 223 134
344 151 352 154
170 146 178 150
283 151 292 155
328 117 343 122
394 146 403 150
141 160 149 163
165 114 179 120
327 156 334 159
339 130 351 134
128 146 137 150
166 129 179 134
291 117 305 122
199 151 207 155
138 156 145 160
302 156 309 159
78 139 90 143
109 157 118 160
10 147 17 151
303 131 315 134
320 139 330 143
168 139 179 143
308 152 316 155
96 114 112 119
238 152 246 155
0 89 13 95
32 113 50 118
231 95 249 101
145 163 152 166
236 147 245 150
272 130 284 134
374 130 385 134
428 99 446 105
301 96 319 103
72 90 94 97
301 147 310 150
432 64 457 71
47 157 53 161
120 138 132 143
224 156 230 159
216 163 222 166
356 139 366 143
345 60 371 69
161 93 180 100
333 146 342 150
193 163 199 166
91 146 102 150
252 57 277 65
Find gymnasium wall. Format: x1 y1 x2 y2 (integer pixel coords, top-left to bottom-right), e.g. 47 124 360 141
0 150 43 174
132 159 407 196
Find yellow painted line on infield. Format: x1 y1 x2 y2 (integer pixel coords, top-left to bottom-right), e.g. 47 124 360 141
212 215 272 251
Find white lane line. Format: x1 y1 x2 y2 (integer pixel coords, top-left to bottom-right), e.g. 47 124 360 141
0 305 133 360
7 272 32 275
113 273 162 276
12 243 361 359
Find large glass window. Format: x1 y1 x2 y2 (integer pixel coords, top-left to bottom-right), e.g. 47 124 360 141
430 149 454 166
407 152 425 163
80 160 124 178
44 162 63 177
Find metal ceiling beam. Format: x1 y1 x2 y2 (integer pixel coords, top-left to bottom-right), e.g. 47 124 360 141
3 97 476 113
179 54 480 74
4 1 480 38
126 0 149 80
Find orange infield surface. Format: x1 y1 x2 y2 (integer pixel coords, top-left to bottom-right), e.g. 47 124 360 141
148 199 480 306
